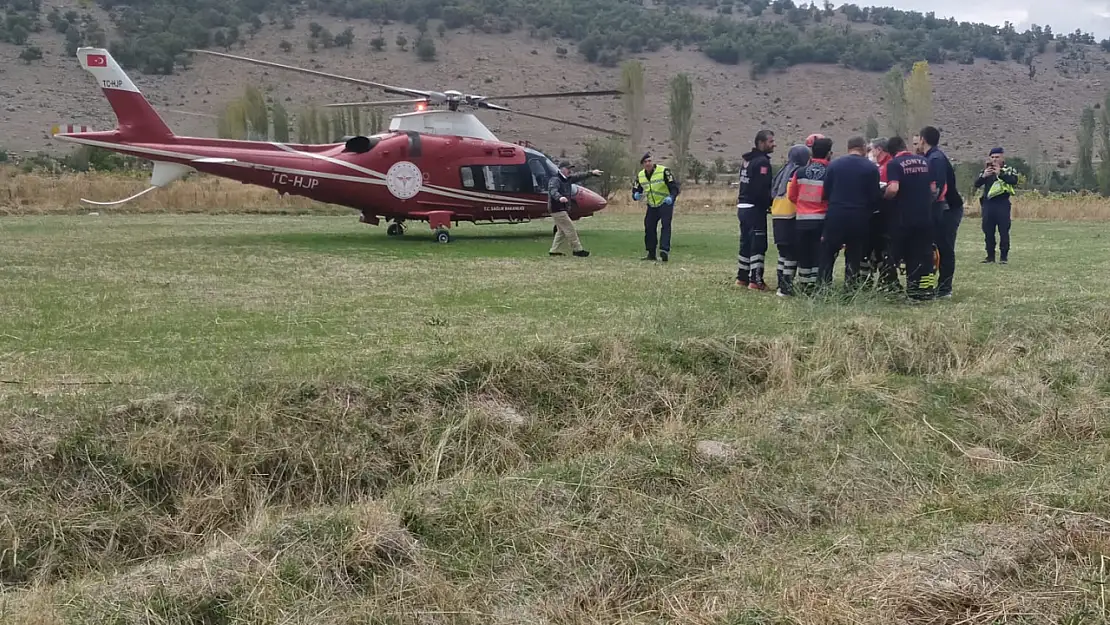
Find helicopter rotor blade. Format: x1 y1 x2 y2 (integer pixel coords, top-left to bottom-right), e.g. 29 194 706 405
324 99 432 109
480 89 623 101
185 48 427 99
480 102 627 137
167 109 217 119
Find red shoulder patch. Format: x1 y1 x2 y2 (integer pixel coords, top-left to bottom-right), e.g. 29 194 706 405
760 166 768 174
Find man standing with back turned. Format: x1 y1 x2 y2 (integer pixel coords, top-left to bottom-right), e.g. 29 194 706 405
818 136 881 290
920 126 964 298
882 136 938 301
735 130 775 290
632 153 681 262
975 147 1019 264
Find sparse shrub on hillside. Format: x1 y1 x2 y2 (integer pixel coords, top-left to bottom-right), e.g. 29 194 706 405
4 0 1103 89
415 36 436 61
8 23 29 45
583 136 629 199
687 156 705 183
19 45 42 63
370 36 386 51
333 26 354 48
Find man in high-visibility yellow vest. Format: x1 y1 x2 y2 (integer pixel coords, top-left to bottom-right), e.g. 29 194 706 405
632 152 680 262
974 147 1019 264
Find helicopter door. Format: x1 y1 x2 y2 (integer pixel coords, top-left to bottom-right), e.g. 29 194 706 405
527 158 549 194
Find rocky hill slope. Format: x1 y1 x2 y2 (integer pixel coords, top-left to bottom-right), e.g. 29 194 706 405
3 0 1110 167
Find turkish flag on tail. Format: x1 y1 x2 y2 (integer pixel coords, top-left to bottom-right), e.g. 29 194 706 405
87 54 107 67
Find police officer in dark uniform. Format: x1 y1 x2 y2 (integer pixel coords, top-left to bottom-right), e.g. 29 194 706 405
735 130 775 290
632 152 681 262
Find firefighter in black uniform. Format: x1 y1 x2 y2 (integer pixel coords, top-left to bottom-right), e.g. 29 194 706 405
735 130 776 290
882 136 938 301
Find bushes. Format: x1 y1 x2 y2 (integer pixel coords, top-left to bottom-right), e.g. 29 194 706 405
71 0 1104 78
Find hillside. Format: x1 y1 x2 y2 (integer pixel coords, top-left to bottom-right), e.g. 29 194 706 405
4 0 1110 167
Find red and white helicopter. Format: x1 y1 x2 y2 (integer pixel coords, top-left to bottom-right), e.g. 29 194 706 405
51 47 624 242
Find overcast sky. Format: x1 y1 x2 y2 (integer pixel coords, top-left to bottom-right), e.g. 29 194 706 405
862 1 1110 39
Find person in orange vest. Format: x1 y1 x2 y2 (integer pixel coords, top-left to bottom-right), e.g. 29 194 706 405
769 144 811 296
787 135 832 294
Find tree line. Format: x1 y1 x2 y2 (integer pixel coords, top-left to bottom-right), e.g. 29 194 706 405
215 86 388 144
6 0 1109 79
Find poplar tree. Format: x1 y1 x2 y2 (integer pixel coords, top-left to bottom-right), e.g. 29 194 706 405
621 60 645 169
668 73 695 180
904 60 933 135
881 67 908 138
1076 105 1096 190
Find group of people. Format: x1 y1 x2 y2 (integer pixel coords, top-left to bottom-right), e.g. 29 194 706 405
544 127 1018 303
734 126 1018 301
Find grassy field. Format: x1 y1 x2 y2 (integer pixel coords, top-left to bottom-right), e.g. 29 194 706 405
3 209 1110 624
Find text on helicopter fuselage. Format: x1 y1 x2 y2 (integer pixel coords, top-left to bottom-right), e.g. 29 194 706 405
271 173 320 189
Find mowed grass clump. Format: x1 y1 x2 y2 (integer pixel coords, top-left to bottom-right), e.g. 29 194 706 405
3 214 1110 623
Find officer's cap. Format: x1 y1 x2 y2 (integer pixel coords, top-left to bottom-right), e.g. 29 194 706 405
989 147 1004 155
558 161 572 169
640 152 652 163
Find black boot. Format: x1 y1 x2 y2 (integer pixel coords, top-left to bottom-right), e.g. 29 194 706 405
660 251 669 262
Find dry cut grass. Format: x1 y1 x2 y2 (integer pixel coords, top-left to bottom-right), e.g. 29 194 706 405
0 168 342 215
3 315 1110 623
7 167 1110 220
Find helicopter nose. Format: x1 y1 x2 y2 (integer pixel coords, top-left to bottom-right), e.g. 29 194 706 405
575 186 607 213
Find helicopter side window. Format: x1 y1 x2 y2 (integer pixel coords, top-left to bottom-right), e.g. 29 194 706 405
458 165 535 193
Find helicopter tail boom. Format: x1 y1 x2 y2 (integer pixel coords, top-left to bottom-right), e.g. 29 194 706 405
76 47 174 142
